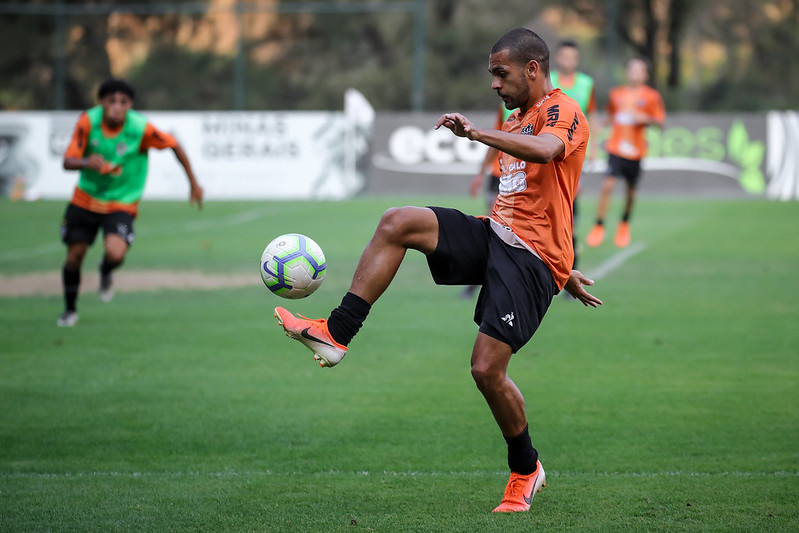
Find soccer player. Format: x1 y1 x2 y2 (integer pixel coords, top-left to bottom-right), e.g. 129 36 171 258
551 40 596 268
274 28 602 512
57 79 203 327
586 57 665 248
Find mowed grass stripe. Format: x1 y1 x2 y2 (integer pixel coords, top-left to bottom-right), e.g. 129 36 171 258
2 469 797 479
1 197 797 532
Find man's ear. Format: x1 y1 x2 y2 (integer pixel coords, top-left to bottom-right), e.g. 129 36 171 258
526 59 539 80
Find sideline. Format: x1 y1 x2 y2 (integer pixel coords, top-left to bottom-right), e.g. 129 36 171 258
587 242 647 281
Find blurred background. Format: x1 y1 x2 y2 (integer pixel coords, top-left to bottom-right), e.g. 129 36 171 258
0 0 797 202
2 0 797 112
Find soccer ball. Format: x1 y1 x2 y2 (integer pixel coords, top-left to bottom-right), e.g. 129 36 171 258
260 233 326 299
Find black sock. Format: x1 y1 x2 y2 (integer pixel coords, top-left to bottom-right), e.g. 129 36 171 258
505 425 538 475
327 292 371 346
621 212 631 223
100 256 121 276
596 219 604 226
63 266 80 312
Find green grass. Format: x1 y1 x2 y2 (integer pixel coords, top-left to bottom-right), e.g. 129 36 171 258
1 195 798 532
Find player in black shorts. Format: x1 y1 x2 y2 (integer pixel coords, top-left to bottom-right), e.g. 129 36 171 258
275 29 602 513
428 208 558 351
586 58 665 248
58 79 203 327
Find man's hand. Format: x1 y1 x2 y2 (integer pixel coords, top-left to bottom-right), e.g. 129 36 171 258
189 183 204 210
85 154 120 175
435 113 478 140
564 269 603 308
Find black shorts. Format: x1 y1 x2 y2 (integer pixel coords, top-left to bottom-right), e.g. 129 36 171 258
607 153 642 188
60 203 135 246
426 207 557 353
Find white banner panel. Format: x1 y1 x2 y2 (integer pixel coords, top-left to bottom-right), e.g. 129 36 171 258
0 109 369 201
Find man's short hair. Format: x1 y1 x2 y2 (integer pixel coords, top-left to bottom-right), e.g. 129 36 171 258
97 79 135 101
491 28 550 75
557 39 579 51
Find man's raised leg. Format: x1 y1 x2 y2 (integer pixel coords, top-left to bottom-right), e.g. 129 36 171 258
275 206 439 366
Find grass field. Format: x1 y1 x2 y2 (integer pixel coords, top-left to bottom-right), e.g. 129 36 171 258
1 195 797 532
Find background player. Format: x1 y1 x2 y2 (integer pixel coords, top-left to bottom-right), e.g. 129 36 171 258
274 28 602 513
586 57 665 248
58 78 203 326
550 40 596 269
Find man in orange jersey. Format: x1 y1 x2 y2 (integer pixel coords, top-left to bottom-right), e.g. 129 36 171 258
586 57 665 248
57 79 203 327
274 28 602 513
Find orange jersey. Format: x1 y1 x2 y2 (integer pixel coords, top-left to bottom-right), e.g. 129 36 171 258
492 89 589 289
605 84 665 160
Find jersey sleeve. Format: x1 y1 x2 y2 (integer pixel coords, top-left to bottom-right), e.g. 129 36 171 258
539 99 586 159
139 122 178 151
63 113 91 159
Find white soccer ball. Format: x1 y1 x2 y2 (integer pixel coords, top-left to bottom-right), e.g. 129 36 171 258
260 233 326 299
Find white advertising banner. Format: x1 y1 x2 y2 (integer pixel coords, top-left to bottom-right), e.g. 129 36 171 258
0 103 373 201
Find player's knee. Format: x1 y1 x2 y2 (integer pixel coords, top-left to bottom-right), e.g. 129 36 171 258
65 249 87 269
471 362 503 392
104 250 126 266
376 207 415 242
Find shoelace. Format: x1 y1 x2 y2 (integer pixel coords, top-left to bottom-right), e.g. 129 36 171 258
503 474 529 501
297 313 326 324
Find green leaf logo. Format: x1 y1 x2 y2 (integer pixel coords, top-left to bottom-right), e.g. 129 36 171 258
727 121 765 194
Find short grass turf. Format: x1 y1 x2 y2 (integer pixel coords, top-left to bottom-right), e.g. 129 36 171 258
0 196 797 532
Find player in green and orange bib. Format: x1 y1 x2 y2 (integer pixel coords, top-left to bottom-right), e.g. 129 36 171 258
551 40 596 269
57 79 203 327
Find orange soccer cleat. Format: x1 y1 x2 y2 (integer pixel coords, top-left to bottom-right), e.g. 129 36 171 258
614 221 631 248
586 224 605 247
274 307 347 367
492 461 547 513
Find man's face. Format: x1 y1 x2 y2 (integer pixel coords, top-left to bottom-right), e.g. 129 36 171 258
100 92 132 127
555 46 580 75
626 59 649 86
489 49 530 110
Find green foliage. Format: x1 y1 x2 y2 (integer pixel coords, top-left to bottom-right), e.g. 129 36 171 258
727 121 766 193
1 197 798 531
2 2 798 111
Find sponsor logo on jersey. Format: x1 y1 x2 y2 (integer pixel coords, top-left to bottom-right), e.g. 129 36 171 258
499 171 527 194
567 112 580 142
545 105 560 128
